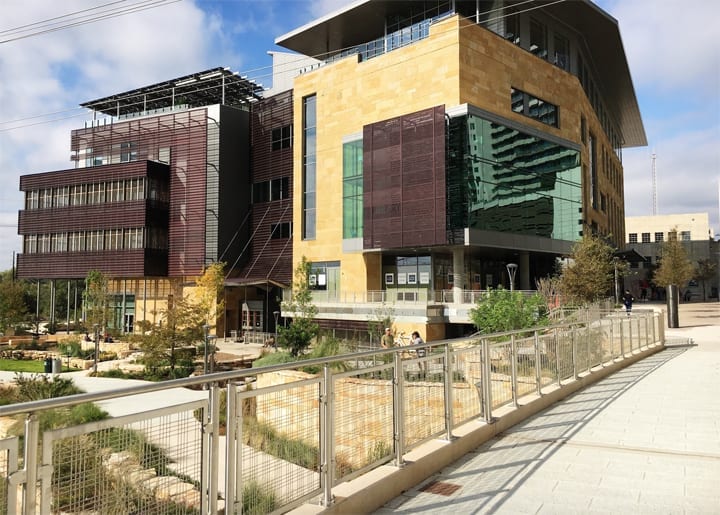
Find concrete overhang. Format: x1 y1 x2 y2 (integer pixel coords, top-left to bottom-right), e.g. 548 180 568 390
276 0 646 148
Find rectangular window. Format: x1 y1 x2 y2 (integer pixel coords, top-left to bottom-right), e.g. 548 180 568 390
105 229 123 250
654 232 664 242
270 177 289 201
641 232 651 243
70 184 87 206
271 125 292 150
681 230 691 241
24 235 37 254
504 14 520 45
68 232 85 252
158 147 171 164
54 186 70 208
124 228 144 249
39 188 52 209
87 183 105 204
252 181 269 203
86 230 103 251
270 222 291 239
125 178 145 201
343 139 363 239
589 134 597 209
668 231 677 241
529 18 547 59
51 233 67 253
510 88 558 127
107 181 124 202
25 190 39 210
553 33 570 71
629 233 638 243
120 141 137 162
37 234 51 253
302 95 317 240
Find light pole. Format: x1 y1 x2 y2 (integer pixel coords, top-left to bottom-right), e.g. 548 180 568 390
92 323 100 374
613 257 620 304
273 310 280 350
203 324 210 376
506 263 518 292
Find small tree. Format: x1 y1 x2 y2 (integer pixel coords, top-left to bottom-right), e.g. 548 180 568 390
653 235 695 294
695 258 717 301
278 257 318 357
0 272 29 333
83 270 110 331
469 287 547 334
557 235 616 304
140 263 226 376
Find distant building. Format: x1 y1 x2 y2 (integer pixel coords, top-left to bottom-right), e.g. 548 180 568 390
625 213 719 300
18 0 651 340
17 68 293 335
276 0 645 338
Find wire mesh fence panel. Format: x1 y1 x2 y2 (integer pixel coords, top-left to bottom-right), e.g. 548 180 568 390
515 336 537 398
537 333 557 389
586 325 605 370
556 329 575 382
0 437 18 514
636 317 650 348
239 377 322 512
333 367 395 482
489 341 512 409
451 346 483 426
402 355 446 450
42 401 206 514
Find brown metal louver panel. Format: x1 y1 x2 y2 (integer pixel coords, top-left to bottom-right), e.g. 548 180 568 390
231 91 294 285
363 106 446 250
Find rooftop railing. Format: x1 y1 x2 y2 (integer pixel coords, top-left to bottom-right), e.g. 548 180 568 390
0 309 662 513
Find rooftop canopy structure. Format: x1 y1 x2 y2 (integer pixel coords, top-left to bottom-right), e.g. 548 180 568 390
80 67 264 117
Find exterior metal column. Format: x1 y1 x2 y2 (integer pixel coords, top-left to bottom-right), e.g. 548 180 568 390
519 251 531 290
452 248 465 303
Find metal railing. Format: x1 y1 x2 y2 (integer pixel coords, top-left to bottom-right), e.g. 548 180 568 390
0 311 662 514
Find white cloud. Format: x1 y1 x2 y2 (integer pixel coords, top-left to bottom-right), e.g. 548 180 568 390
0 0 213 269
607 0 720 94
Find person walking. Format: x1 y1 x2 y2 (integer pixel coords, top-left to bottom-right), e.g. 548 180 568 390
381 327 394 348
623 290 634 316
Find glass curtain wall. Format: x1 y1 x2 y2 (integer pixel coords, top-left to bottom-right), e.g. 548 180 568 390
447 114 582 241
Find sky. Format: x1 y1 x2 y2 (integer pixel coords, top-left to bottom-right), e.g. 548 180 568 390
1 0 719 271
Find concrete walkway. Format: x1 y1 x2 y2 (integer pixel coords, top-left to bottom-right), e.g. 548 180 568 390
377 302 720 514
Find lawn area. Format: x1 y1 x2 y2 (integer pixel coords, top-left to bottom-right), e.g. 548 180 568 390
0 359 77 373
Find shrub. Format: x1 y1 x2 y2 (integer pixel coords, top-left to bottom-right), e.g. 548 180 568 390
242 479 277 515
14 374 82 401
58 339 83 357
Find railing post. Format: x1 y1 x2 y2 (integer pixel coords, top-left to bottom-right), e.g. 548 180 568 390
225 383 238 514
24 414 39 514
609 316 615 360
571 329 578 379
393 351 406 466
619 317 625 357
321 365 334 507
510 334 518 408
481 338 494 423
534 330 542 396
586 322 592 372
443 344 453 441
628 318 634 353
555 331 561 387
207 384 220 514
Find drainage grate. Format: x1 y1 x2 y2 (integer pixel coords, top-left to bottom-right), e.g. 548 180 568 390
420 481 461 496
